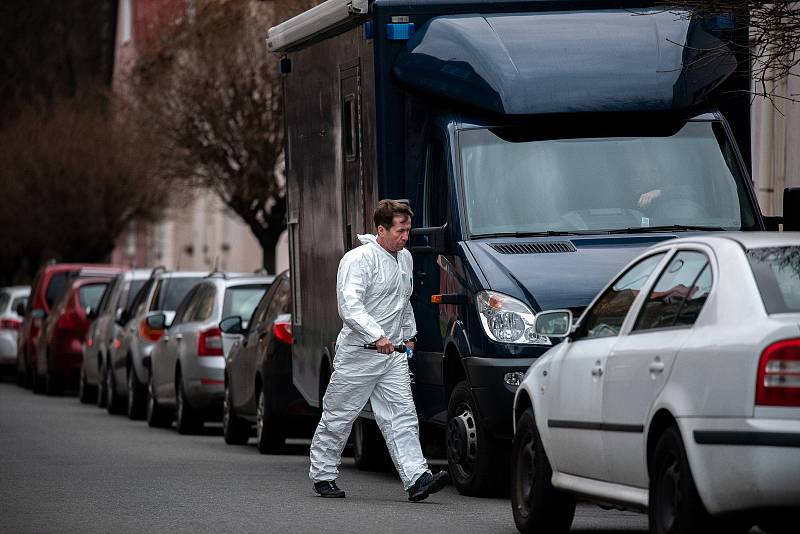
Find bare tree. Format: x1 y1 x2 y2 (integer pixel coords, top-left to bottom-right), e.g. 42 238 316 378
129 0 318 272
660 2 799 102
0 101 170 284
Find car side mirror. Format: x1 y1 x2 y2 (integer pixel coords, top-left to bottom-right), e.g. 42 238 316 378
85 306 95 320
783 186 800 231
219 315 244 335
31 308 46 320
15 302 26 317
145 313 167 330
115 308 126 325
408 223 447 255
534 310 573 338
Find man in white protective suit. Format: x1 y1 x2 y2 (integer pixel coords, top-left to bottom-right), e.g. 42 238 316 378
309 199 450 501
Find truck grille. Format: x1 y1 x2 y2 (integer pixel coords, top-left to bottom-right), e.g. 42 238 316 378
490 242 576 254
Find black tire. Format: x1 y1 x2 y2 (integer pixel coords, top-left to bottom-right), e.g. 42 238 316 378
44 353 62 396
223 379 250 445
353 417 392 471
126 365 147 420
446 380 507 496
32 361 44 394
78 368 97 404
649 427 713 534
15 357 25 387
96 358 108 408
511 408 575 534
106 364 125 414
175 376 202 435
147 379 172 428
256 387 286 454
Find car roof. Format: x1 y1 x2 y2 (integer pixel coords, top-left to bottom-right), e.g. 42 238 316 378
0 286 31 295
201 275 276 288
154 271 209 280
661 232 800 250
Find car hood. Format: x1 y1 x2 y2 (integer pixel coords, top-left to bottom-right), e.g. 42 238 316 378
466 234 678 312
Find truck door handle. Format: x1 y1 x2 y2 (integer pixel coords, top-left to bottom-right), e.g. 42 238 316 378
649 357 665 374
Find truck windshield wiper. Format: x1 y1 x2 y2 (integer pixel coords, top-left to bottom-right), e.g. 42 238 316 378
604 225 727 234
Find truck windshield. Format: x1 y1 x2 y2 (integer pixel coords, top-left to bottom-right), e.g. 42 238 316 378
459 121 758 236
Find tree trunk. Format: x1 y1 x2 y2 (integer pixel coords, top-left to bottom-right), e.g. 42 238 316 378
261 244 277 275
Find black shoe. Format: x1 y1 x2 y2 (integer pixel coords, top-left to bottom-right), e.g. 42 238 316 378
314 480 346 498
407 470 450 502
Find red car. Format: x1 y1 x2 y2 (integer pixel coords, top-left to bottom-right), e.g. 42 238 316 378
19 263 122 392
37 276 118 395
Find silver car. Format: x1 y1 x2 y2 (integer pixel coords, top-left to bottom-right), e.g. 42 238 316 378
80 269 150 405
108 270 207 417
0 286 30 380
147 274 272 433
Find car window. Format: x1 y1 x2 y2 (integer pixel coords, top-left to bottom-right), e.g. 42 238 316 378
747 246 800 314
173 286 201 324
0 292 9 312
129 279 153 317
223 284 268 323
45 272 71 310
79 283 109 310
265 281 290 323
12 296 28 314
124 279 146 311
580 253 666 339
191 285 217 322
96 277 121 314
156 277 202 311
634 251 711 331
148 280 164 312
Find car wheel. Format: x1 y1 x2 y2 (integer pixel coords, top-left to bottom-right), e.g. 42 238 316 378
147 379 172 428
126 366 147 420
223 379 250 445
446 380 507 496
353 416 392 471
511 408 575 534
32 360 45 394
106 364 124 415
79 368 97 404
96 358 108 408
256 387 286 454
16 356 25 387
175 377 202 435
44 352 62 396
650 427 713 534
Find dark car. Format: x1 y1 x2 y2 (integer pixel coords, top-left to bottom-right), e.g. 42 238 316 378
19 263 122 391
222 271 314 451
38 276 114 395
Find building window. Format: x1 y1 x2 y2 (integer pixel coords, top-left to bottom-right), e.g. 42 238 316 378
121 0 133 44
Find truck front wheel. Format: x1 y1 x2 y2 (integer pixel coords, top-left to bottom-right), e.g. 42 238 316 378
446 380 506 495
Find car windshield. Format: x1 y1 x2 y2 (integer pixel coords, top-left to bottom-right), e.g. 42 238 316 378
223 285 268 321
0 293 9 312
157 277 203 311
459 121 758 236
45 273 72 309
747 246 800 314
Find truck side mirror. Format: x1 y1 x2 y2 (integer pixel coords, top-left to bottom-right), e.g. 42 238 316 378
783 187 800 231
408 223 447 255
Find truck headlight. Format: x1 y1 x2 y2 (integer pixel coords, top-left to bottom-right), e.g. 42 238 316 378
475 290 551 346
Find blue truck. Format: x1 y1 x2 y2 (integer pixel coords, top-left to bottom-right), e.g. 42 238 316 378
268 0 800 495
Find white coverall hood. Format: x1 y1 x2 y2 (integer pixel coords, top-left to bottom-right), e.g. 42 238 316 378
309 234 428 490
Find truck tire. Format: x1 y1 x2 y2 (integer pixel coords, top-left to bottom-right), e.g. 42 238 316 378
446 380 507 496
511 408 575 534
352 416 392 471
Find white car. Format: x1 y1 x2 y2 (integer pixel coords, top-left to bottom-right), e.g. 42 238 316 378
511 233 800 534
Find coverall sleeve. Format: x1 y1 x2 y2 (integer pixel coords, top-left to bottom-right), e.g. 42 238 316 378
337 253 386 343
401 251 417 340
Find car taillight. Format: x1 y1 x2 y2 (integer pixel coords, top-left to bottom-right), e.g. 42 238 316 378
87 337 93 347
756 339 800 407
113 338 121 349
139 319 164 342
198 327 223 356
0 318 21 330
274 321 293 345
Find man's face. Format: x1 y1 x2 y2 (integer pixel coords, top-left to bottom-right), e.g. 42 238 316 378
378 215 411 253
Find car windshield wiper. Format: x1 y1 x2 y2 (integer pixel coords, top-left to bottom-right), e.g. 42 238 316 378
473 231 596 239
604 225 727 234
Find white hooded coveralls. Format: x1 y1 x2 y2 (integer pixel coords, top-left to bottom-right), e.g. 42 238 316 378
309 234 429 490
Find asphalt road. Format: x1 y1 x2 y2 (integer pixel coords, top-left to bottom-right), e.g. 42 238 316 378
1 381 649 534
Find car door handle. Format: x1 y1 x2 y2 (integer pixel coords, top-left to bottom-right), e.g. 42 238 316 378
591 365 604 377
161 336 169 343
649 357 665 374
175 333 183 341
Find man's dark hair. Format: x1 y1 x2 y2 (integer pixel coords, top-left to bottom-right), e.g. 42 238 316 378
373 199 413 230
